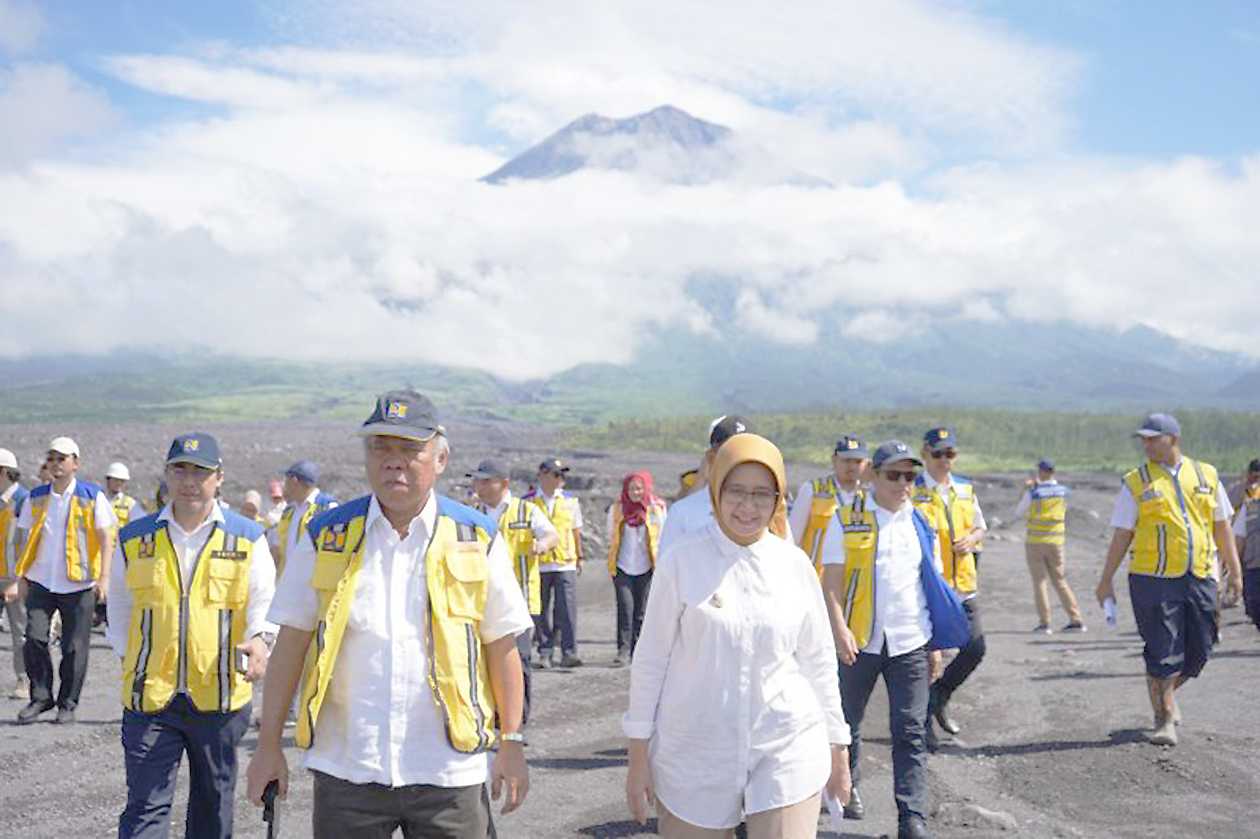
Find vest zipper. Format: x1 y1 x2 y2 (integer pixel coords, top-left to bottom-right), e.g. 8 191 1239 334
175 523 218 697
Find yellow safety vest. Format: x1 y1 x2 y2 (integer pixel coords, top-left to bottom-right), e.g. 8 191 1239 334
112 493 139 530
15 481 104 583
0 488 28 578
912 476 978 595
119 511 261 713
525 490 578 566
798 477 865 576
606 503 665 576
296 495 498 754
1122 459 1219 579
275 493 336 577
493 497 541 615
836 497 879 649
1026 483 1068 546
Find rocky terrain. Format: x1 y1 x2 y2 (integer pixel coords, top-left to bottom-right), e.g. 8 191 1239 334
0 418 1256 838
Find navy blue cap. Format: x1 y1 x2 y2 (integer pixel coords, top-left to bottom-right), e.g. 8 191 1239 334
467 459 508 480
285 460 320 485
166 432 222 470
872 440 923 470
1038 458 1055 472
538 458 570 475
358 389 444 442
833 435 869 459
708 415 751 448
923 427 958 452
1134 413 1180 438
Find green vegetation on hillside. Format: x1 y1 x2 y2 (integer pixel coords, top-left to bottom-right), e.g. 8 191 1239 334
562 409 1260 474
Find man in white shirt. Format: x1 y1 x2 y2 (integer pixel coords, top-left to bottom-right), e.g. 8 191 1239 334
13 436 116 724
790 434 869 572
269 460 336 576
1013 459 1085 633
822 441 940 839
246 389 532 838
0 449 30 699
522 458 585 668
107 432 276 839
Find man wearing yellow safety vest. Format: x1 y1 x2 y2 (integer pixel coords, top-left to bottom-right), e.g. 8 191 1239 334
13 436 116 724
270 460 336 578
790 435 870 574
0 448 31 699
822 441 968 839
911 427 987 750
107 432 276 839
523 458 585 669
106 462 140 528
469 457 558 722
1096 413 1242 747
246 390 532 837
1013 459 1085 633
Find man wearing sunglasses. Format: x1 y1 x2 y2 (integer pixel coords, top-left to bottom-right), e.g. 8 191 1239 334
791 435 870 575
821 441 946 839
12 437 117 724
912 427 987 750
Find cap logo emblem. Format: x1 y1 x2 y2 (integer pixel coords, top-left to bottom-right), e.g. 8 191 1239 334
734 422 746 433
896 444 907 452
183 439 200 452
848 440 858 449
386 402 408 419
936 429 947 440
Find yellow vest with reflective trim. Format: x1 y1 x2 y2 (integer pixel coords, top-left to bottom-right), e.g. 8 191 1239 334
1122 458 1219 579
1026 483 1068 546
118 512 259 713
0 491 24 578
112 493 139 530
276 493 335 577
526 490 578 566
606 502 665 576
296 495 498 754
798 477 865 577
493 497 541 615
15 482 104 583
836 497 879 649
911 477 977 595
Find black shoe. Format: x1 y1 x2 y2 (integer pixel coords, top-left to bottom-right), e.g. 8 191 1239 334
560 655 583 668
842 786 865 820
898 815 932 839
930 685 961 735
17 700 54 724
54 707 76 725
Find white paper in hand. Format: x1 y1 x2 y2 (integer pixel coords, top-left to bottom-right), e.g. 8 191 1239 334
823 790 845 832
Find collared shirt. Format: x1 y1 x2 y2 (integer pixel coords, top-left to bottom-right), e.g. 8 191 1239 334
1014 479 1059 519
606 503 668 575
488 490 557 542
820 501 937 657
623 521 849 829
267 492 532 788
270 487 331 557
788 477 860 542
657 487 714 555
106 503 277 658
1109 459 1233 530
920 472 987 531
15 478 116 594
532 488 583 573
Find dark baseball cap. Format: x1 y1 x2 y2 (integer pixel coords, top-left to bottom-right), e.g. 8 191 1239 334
166 432 222 470
708 415 751 448
923 427 958 452
358 389 444 442
872 440 923 470
1038 458 1055 472
285 460 320 485
538 458 569 475
467 459 509 480
1134 413 1180 438
1249 458 1260 474
834 435 869 459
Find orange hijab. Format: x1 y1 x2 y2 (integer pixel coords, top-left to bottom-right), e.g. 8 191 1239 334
708 433 789 546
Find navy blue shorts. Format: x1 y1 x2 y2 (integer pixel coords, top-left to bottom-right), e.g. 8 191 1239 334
1128 573 1218 679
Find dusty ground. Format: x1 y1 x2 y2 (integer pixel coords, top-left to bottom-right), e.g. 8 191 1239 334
0 420 1256 838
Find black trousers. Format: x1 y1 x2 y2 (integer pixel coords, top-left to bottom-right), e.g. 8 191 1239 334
613 569 652 654
311 771 494 839
935 596 986 697
23 581 95 709
839 643 930 820
119 695 252 839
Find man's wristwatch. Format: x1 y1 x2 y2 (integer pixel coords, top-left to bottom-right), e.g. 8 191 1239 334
499 732 526 744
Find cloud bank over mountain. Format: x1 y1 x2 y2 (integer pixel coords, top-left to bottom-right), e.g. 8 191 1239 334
0 0 1258 382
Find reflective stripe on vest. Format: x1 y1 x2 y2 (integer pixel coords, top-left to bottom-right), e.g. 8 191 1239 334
276 495 335 576
296 495 498 754
607 503 664 577
527 491 577 565
1122 458 1218 579
496 498 541 615
1026 484 1068 546
15 482 103 583
798 478 865 577
838 496 879 649
911 478 977 595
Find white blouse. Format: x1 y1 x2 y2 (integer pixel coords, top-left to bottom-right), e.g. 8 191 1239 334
623 521 850 829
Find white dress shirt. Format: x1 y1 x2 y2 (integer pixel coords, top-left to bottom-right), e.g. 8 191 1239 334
488 490 557 543
920 472 987 531
788 478 860 542
1110 460 1233 530
623 521 849 828
606 503 668 576
267 492 533 788
533 489 583 573
820 501 938 657
106 503 277 658
656 487 713 556
16 478 116 594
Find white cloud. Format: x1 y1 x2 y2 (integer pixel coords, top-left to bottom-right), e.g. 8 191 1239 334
0 0 44 56
0 63 117 167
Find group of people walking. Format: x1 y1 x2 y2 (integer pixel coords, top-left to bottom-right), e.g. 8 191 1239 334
0 400 1249 838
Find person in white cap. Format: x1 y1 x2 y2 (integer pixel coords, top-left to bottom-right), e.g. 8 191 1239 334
0 448 31 698
105 462 140 529
13 437 116 724
240 490 265 524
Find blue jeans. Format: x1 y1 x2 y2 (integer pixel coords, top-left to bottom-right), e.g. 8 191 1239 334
838 643 930 821
119 694 252 839
536 570 578 657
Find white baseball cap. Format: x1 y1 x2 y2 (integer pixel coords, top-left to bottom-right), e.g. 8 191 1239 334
105 462 131 481
49 437 80 458
0 448 16 470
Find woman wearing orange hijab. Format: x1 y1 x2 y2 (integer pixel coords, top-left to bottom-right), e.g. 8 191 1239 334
623 435 851 838
607 471 668 666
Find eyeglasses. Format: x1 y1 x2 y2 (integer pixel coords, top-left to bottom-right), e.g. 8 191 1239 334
721 486 780 509
930 450 958 460
880 470 919 483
